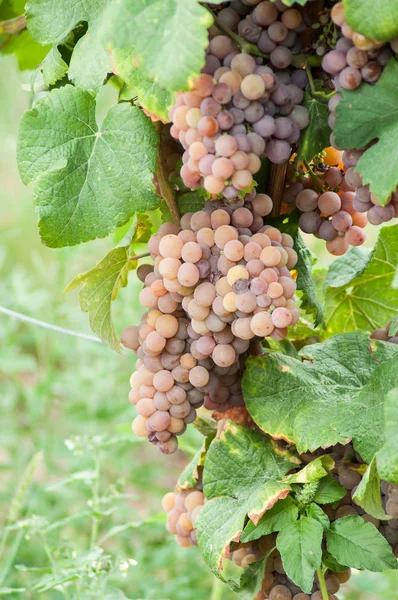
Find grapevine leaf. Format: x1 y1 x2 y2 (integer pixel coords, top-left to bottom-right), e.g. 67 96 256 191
325 247 371 288
324 224 398 334
68 23 111 92
283 456 334 484
344 0 398 42
1 30 49 70
306 504 329 530
196 422 299 574
232 557 268 600
65 216 148 351
243 332 398 458
322 553 349 573
177 191 206 215
352 457 390 520
335 60 398 204
296 86 331 164
26 0 112 92
276 517 323 593
240 498 299 542
101 0 213 93
111 49 173 122
312 475 346 505
193 412 218 438
326 516 398 571
377 388 398 484
270 211 323 325
17 85 159 247
177 432 215 490
26 0 106 44
40 46 68 87
389 316 398 337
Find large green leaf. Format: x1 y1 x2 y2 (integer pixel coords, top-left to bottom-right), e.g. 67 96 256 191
312 475 346 505
243 333 398 459
352 457 390 520
195 422 299 574
270 211 323 326
101 0 213 94
240 497 299 543
335 60 398 204
344 0 398 42
40 46 68 87
324 224 398 334
276 517 323 593
326 516 397 571
17 85 159 247
377 388 398 484
111 49 173 122
65 215 151 350
296 85 331 164
26 0 112 92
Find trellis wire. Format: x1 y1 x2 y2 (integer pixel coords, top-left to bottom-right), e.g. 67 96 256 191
0 306 102 344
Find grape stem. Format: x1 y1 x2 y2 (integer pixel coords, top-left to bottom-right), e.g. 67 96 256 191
128 252 151 262
305 63 336 102
0 14 26 35
317 566 329 600
209 10 269 58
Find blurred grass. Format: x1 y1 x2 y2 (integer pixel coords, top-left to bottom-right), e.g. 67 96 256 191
0 54 397 599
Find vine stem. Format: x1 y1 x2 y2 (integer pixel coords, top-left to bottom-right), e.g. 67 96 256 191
210 577 225 600
90 450 101 550
0 14 26 35
317 567 329 600
41 532 71 600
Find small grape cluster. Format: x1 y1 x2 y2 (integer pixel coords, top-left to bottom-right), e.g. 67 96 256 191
232 536 350 600
170 27 310 194
122 195 299 452
162 440 398 597
283 165 368 256
162 486 205 548
322 2 397 92
326 145 398 228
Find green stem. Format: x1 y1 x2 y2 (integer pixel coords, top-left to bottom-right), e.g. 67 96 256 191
90 451 101 550
305 64 316 95
210 11 269 58
317 567 329 600
42 533 71 600
303 158 320 190
0 14 26 35
210 577 225 600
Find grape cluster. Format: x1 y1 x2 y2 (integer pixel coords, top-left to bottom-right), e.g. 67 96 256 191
283 164 368 256
322 2 397 92
170 23 310 193
162 486 205 548
122 196 299 452
162 440 398 597
326 145 398 228
220 1 307 59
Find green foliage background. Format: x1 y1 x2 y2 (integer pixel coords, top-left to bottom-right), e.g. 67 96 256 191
0 54 397 600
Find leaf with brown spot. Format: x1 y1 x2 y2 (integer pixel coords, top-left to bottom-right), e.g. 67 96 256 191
196 422 298 576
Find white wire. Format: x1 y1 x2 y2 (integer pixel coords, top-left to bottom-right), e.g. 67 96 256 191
0 306 102 344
